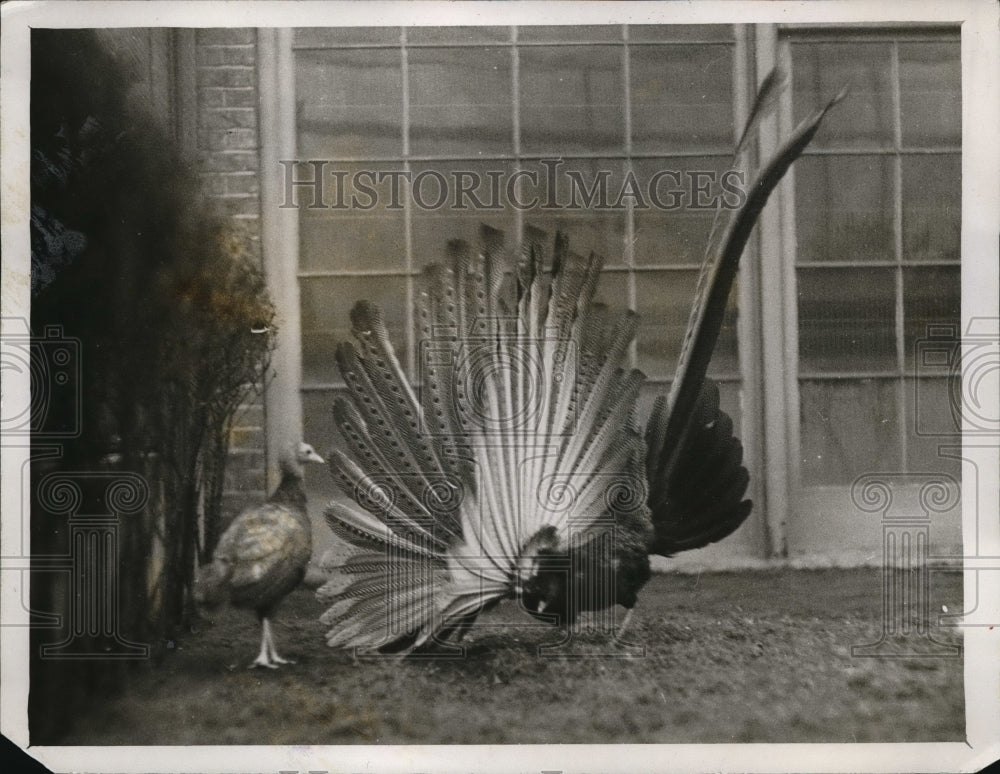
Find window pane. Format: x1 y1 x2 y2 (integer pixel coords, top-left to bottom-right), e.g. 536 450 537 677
902 155 960 263
411 213 515 270
294 28 401 48
628 25 733 42
408 47 513 157
296 48 402 158
791 42 894 150
903 265 960 370
519 46 624 154
301 214 406 273
794 155 895 263
301 276 409 385
406 26 511 45
634 269 739 379
635 269 696 378
899 41 961 148
799 379 902 485
408 160 516 268
593 269 630 308
797 267 897 373
632 156 732 266
904 377 961 478
521 157 628 264
517 25 622 42
298 161 408 272
630 45 734 154
526 212 627 266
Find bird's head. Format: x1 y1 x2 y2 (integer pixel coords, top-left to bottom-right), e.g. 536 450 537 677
515 526 573 625
280 441 325 479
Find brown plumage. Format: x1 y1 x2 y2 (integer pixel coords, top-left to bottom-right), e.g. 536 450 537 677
196 442 324 668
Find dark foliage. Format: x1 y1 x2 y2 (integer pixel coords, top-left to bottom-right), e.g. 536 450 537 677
29 29 275 741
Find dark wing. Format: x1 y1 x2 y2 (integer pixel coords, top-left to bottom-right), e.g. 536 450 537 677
645 71 845 557
647 379 751 556
217 503 311 608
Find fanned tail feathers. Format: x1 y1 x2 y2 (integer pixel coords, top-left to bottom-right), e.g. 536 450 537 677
322 223 648 652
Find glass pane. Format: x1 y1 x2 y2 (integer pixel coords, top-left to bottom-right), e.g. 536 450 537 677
899 41 961 148
517 25 622 42
296 48 402 158
630 45 734 154
408 160 517 268
902 155 960 263
408 47 513 156
521 158 628 264
406 26 511 45
592 269 630 309
524 212 627 266
628 25 733 42
799 378 902 485
294 28 401 47
634 269 739 379
411 213 515 270
301 276 409 385
791 42 894 150
519 46 624 154
797 267 897 373
903 265 960 370
636 270 695 379
300 214 406 273
794 155 895 263
298 161 409 272
904 377 961 478
632 156 733 265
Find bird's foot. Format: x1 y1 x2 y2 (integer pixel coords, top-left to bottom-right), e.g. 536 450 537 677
249 656 279 669
269 654 295 665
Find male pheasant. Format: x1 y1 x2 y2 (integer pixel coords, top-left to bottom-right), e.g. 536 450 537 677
196 442 325 667
318 71 844 653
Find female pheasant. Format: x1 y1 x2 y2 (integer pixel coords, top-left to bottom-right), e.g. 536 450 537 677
318 71 843 653
196 442 325 667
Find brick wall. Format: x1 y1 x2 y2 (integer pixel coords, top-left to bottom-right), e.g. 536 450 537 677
193 28 269 520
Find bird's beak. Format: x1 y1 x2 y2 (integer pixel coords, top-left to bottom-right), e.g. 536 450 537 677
311 453 325 465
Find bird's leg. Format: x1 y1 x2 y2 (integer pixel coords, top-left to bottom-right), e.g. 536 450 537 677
264 618 295 665
250 619 277 669
614 606 636 644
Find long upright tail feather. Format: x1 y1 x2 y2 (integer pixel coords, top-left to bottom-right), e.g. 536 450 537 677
646 70 844 555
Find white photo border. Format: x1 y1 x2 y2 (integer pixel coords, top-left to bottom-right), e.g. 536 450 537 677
2 1 998 772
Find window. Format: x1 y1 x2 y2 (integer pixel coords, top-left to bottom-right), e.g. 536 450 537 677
787 29 961 486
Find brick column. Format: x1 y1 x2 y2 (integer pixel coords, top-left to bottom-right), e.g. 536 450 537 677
194 28 268 519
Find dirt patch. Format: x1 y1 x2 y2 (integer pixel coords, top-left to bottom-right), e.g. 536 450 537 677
56 568 964 744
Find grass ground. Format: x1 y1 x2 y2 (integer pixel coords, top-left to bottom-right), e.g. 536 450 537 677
59 568 964 745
